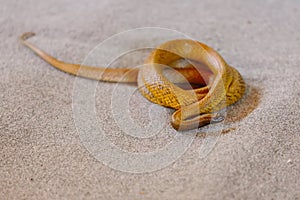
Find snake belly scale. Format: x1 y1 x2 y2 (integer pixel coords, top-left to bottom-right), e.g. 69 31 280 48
20 32 245 131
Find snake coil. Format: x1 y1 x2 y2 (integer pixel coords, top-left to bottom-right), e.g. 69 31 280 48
20 32 245 130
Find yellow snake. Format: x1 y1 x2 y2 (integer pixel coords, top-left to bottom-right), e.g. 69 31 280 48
20 32 245 131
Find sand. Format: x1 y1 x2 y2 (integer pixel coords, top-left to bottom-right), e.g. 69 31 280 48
1 0 299 199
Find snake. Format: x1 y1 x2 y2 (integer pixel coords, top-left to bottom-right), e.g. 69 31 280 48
20 32 245 131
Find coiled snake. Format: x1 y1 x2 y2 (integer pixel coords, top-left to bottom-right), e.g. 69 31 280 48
20 32 245 131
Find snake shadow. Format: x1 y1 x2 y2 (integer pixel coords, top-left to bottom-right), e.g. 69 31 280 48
225 84 262 123
217 83 262 135
195 83 262 136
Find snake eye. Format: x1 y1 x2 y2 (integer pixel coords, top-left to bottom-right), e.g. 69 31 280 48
211 115 225 123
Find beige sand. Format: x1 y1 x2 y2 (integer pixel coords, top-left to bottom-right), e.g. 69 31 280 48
1 0 299 199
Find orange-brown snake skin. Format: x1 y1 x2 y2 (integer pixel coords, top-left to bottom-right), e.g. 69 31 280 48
20 32 245 130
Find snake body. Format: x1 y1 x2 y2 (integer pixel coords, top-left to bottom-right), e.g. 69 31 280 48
20 32 245 130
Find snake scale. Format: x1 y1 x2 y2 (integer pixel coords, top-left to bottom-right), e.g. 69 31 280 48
20 32 245 131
